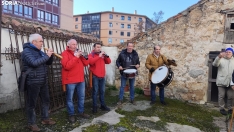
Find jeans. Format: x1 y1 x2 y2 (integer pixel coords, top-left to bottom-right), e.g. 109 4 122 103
66 82 85 116
150 82 165 102
218 86 234 110
92 75 106 107
119 75 135 101
26 83 50 125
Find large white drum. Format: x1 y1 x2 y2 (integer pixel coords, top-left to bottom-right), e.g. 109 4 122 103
151 66 174 87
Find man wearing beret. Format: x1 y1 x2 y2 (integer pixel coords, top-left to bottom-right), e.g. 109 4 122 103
213 47 234 115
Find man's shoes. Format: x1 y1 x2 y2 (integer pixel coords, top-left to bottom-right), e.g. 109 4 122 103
41 119 56 125
220 109 227 115
228 109 233 115
150 101 156 105
68 115 75 123
28 124 40 132
130 100 136 105
77 113 90 119
117 100 123 105
161 101 167 105
92 106 98 113
100 105 110 111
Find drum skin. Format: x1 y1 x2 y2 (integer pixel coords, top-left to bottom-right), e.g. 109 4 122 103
151 66 174 87
123 69 137 79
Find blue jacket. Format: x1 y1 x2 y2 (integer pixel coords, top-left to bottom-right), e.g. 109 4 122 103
21 43 53 85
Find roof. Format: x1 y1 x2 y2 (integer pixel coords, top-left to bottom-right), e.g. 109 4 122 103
74 11 147 17
117 0 207 47
1 14 100 42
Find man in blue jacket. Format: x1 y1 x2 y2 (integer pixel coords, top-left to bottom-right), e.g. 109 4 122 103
21 33 55 131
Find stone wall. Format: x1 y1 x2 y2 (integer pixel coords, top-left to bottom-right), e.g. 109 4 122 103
115 0 234 104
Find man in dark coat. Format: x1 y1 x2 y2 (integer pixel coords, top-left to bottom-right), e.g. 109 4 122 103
116 42 140 104
21 33 55 131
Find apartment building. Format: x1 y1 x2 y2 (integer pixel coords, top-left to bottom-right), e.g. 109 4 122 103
2 0 73 31
73 8 156 45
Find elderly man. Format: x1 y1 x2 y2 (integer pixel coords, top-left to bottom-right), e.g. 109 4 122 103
61 39 90 123
88 42 111 113
145 45 170 105
116 42 140 105
213 47 234 115
21 33 55 131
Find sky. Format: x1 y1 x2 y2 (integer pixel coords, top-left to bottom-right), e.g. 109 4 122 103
73 0 200 22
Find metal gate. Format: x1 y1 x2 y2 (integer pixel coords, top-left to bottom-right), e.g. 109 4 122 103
2 21 97 112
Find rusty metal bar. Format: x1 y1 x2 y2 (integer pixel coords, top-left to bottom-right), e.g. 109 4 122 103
0 3 2 76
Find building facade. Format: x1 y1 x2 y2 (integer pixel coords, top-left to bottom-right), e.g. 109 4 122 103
73 8 156 45
2 0 73 31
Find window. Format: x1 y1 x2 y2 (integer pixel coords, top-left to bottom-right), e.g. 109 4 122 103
75 18 78 21
120 39 124 44
109 14 113 19
139 18 142 22
45 12 51 23
128 16 131 21
109 22 113 27
120 32 124 36
109 31 112 35
127 32 131 37
121 24 124 28
24 6 33 18
128 24 131 29
231 23 234 29
45 0 51 4
3 5 12 13
52 0 58 6
108 38 112 43
37 10 44 21
121 16 125 20
116 23 118 25
52 14 58 25
224 14 234 43
116 15 118 17
14 5 23 16
75 25 78 29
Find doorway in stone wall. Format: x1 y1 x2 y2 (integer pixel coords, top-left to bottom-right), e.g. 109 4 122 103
207 51 220 103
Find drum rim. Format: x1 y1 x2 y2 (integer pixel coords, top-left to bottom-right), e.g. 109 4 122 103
151 66 169 84
159 71 174 87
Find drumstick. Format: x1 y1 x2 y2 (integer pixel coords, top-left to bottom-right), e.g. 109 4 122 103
44 47 63 59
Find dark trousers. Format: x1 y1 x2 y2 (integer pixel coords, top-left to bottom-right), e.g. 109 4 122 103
26 83 50 125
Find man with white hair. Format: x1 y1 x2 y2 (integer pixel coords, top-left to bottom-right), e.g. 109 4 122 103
213 47 234 115
21 33 55 131
61 39 90 123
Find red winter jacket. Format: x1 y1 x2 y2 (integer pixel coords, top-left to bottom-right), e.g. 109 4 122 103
61 47 89 85
88 50 111 78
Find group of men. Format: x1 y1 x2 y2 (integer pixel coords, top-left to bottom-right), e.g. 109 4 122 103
21 33 234 131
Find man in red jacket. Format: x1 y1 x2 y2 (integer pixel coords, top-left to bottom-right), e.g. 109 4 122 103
89 42 111 113
61 39 89 123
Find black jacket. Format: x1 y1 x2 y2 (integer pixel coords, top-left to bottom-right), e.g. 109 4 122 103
21 43 53 85
116 49 140 74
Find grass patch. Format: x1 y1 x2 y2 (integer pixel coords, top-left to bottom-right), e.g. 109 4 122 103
115 95 221 131
135 87 144 95
0 90 222 132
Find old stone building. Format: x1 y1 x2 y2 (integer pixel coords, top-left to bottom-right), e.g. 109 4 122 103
115 0 234 104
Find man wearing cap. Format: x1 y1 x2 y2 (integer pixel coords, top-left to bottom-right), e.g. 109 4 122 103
213 47 234 115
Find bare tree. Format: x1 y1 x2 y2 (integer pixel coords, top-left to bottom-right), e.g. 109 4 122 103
152 11 164 24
